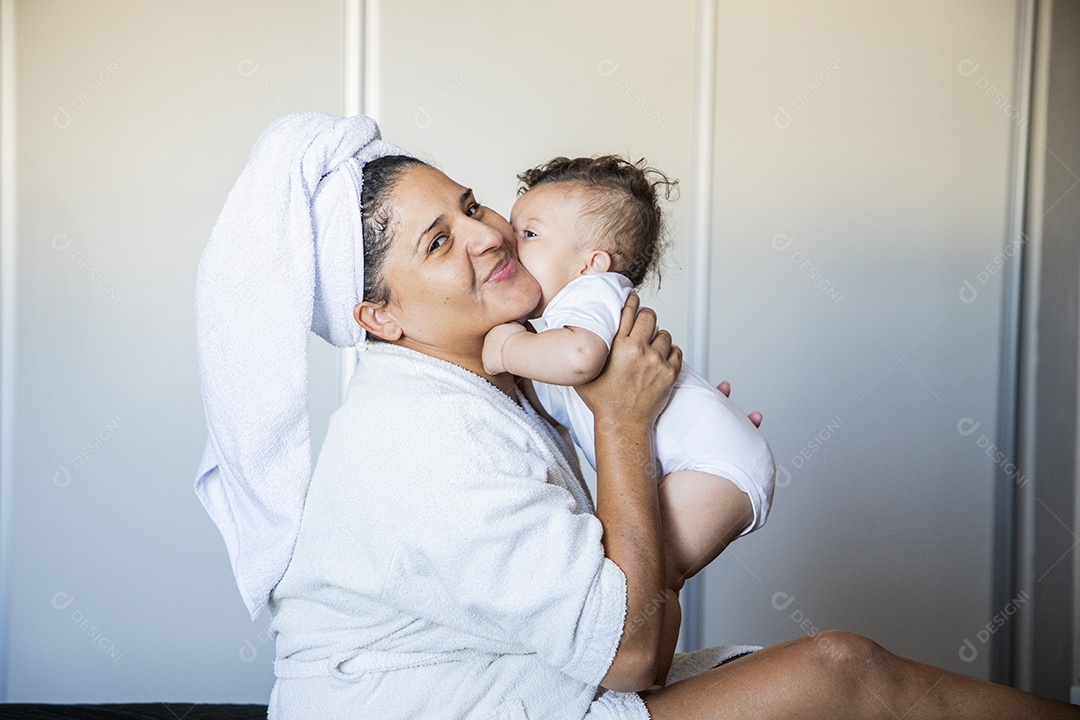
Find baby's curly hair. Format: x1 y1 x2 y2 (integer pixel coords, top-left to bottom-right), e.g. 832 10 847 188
517 155 679 288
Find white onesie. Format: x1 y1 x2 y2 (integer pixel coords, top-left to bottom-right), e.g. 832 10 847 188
529 272 776 536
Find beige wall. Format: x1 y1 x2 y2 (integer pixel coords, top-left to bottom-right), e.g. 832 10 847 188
1 0 1031 701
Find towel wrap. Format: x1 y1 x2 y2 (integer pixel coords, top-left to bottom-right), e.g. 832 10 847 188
194 113 411 619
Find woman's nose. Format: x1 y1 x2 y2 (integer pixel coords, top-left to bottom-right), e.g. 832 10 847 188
465 218 505 256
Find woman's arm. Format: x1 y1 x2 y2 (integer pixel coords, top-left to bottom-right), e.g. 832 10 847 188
576 293 681 693
482 321 609 385
647 589 681 691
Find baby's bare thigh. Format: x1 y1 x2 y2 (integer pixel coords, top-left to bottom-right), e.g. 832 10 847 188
658 470 753 586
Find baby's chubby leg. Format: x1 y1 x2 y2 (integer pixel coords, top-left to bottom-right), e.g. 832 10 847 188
658 470 753 590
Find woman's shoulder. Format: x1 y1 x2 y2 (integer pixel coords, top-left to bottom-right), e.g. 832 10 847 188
344 343 515 421
329 343 548 464
309 343 588 518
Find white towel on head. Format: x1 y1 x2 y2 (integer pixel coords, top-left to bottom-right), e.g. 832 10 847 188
194 113 410 619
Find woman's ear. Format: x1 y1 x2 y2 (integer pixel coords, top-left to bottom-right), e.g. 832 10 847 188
583 250 612 275
354 301 403 342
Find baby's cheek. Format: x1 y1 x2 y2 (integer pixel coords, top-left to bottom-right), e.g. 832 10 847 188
515 251 541 281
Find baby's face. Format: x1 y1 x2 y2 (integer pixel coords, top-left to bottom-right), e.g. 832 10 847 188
510 182 599 314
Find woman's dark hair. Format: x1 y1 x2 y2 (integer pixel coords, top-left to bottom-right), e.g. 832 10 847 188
517 155 679 288
359 154 427 341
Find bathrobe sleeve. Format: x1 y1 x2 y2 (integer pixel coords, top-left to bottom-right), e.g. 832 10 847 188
373 395 629 688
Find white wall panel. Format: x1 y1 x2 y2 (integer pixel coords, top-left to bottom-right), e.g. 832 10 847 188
701 0 1019 678
5 0 343 701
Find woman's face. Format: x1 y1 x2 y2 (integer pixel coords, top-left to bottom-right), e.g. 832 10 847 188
365 164 541 358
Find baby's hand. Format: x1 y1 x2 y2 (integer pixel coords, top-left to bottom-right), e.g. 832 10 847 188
482 322 529 375
717 380 763 427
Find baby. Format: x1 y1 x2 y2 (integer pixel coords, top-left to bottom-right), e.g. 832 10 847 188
482 155 777 687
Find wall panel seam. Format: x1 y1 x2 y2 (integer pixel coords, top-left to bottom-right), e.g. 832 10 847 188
339 0 368 402
682 0 718 653
992 0 1037 688
1015 0 1053 694
0 0 17 701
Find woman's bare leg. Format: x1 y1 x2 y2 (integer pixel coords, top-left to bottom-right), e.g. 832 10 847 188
642 630 1080 719
658 470 753 590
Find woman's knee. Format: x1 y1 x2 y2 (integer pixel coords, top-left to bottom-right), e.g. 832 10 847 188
783 630 894 709
810 629 883 668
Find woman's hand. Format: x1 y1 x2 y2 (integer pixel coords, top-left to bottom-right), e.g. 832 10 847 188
577 293 682 427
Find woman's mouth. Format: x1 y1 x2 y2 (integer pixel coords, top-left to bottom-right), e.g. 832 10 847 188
485 254 517 284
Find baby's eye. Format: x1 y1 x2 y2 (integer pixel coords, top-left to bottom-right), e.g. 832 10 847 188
429 235 449 253
523 229 538 239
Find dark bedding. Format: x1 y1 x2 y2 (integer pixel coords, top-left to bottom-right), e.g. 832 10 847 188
0 705 267 719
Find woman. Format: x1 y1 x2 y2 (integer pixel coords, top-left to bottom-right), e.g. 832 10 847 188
196 115 1078 719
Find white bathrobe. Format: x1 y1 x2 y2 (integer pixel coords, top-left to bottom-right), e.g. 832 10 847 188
268 342 758 719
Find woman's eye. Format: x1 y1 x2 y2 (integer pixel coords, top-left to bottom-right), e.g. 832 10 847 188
466 202 482 217
429 235 448 253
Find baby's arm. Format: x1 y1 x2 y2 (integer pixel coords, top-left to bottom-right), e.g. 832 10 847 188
482 322 610 386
